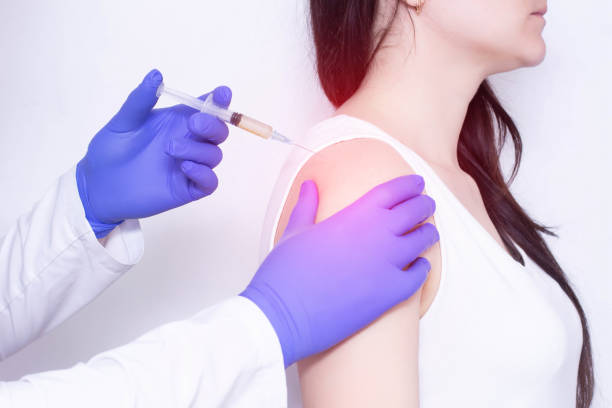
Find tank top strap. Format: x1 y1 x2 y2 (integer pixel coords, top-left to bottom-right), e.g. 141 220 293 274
298 114 449 203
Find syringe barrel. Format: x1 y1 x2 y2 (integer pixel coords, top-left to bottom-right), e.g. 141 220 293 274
158 84 205 112
230 113 274 139
158 83 286 142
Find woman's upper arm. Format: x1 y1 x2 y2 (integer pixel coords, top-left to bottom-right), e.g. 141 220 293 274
273 138 440 407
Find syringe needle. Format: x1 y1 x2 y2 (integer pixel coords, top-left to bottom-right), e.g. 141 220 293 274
291 142 315 153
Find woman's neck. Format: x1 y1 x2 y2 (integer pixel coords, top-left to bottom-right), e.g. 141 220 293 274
336 20 487 172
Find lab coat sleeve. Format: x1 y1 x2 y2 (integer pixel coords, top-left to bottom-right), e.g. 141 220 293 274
0 166 144 359
0 296 287 408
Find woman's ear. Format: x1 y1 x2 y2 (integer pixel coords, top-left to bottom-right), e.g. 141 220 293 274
399 0 423 14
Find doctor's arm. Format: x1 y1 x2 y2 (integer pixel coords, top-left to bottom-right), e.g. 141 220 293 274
0 168 144 360
0 296 286 408
0 70 230 359
0 174 437 407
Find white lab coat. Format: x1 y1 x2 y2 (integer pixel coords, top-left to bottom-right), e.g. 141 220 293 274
0 167 287 407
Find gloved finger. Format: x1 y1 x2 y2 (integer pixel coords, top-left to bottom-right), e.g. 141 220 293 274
212 86 232 108
281 180 319 242
360 175 425 209
389 223 439 268
107 69 162 132
167 137 223 168
180 161 219 199
188 112 230 145
387 194 436 236
196 85 233 107
389 257 431 304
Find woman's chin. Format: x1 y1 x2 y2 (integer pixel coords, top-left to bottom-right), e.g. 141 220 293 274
520 38 547 67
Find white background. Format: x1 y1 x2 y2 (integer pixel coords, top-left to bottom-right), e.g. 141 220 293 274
0 0 610 406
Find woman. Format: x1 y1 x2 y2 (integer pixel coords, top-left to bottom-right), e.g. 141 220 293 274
259 0 593 406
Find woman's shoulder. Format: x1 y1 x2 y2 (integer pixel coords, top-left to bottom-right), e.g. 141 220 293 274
297 115 426 209
266 115 421 254
273 117 419 243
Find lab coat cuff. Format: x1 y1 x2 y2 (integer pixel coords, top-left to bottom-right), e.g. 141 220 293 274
238 296 287 376
61 166 144 271
192 296 288 405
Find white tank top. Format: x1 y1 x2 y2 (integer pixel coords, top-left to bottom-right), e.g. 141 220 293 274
259 114 583 407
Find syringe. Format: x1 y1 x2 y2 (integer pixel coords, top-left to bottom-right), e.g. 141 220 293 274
156 83 313 152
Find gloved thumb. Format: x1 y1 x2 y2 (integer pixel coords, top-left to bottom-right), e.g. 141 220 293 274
107 69 162 132
393 257 431 304
280 180 319 243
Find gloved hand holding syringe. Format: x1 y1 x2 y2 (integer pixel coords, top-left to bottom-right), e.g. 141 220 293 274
157 83 314 152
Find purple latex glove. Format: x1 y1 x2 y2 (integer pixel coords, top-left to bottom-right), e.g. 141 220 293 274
76 69 231 237
241 175 439 367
